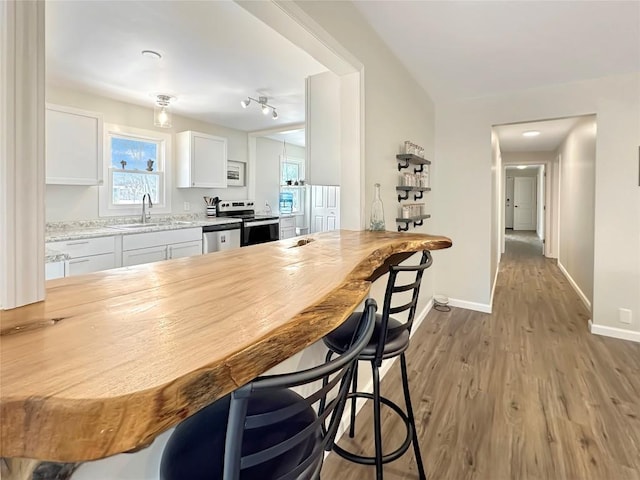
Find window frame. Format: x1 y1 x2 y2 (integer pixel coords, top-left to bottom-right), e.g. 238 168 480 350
280 155 305 214
99 124 172 217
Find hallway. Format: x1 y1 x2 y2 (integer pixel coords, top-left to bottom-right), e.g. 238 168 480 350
322 235 640 479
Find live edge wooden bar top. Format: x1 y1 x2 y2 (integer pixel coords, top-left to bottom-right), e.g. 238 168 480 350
0 230 451 463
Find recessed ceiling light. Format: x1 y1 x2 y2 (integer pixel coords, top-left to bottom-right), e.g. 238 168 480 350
522 130 540 137
517 166 527 170
141 50 162 60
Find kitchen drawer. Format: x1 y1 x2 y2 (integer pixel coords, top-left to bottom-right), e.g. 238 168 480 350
168 240 202 259
280 216 296 229
67 253 116 276
122 228 202 251
280 227 297 240
122 246 167 267
48 236 115 258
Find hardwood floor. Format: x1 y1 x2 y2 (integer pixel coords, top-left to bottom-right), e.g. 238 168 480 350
322 232 640 479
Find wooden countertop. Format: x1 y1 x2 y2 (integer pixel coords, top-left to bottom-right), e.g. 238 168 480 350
0 230 452 462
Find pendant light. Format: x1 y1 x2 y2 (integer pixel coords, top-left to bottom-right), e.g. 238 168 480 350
154 94 174 128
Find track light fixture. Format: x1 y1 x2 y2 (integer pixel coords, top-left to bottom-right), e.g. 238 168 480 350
240 96 279 120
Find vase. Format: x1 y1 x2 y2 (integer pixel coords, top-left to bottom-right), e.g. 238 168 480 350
369 183 386 231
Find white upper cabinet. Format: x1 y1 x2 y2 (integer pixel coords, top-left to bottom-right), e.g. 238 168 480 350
305 71 340 186
46 104 103 185
176 131 227 188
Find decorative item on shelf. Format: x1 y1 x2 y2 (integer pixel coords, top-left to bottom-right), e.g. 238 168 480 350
120 160 127 169
396 148 431 231
369 183 386 231
286 179 292 186
153 94 174 128
299 179 305 185
146 159 154 172
403 140 424 158
240 95 278 119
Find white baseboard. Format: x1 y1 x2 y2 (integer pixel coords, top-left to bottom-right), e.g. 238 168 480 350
557 261 591 312
333 298 433 442
589 320 640 343
448 297 492 314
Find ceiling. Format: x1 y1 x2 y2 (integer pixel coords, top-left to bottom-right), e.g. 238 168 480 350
353 1 640 102
265 129 306 148
353 1 637 152
45 1 327 132
494 117 583 152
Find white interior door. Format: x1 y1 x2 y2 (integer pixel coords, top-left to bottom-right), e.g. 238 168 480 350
505 176 515 229
310 186 340 233
514 176 536 230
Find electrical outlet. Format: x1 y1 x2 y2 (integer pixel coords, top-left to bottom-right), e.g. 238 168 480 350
183 201 190 211
619 308 632 325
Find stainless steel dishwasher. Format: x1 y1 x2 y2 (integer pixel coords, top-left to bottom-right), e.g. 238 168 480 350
202 222 242 253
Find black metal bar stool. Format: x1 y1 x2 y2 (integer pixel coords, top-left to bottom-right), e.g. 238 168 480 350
323 251 433 480
160 299 377 480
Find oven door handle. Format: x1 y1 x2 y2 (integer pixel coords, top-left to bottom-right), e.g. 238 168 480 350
245 219 279 227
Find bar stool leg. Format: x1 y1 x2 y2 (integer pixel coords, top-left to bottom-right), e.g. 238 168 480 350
348 361 359 438
372 361 384 480
400 353 427 480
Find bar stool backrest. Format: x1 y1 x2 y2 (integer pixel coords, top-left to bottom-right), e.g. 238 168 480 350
376 250 433 364
223 299 378 479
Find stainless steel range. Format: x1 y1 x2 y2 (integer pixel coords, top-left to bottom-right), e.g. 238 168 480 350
217 200 279 246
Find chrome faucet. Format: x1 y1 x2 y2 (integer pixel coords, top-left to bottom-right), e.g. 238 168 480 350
141 193 153 223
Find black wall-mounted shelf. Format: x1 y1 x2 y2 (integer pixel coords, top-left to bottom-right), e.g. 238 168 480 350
396 154 431 173
396 186 432 201
396 214 431 232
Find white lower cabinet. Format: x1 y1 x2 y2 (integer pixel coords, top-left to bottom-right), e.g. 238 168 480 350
279 216 297 240
122 228 202 267
45 261 66 280
122 246 167 267
46 236 117 277
46 228 204 275
68 253 117 276
168 240 202 259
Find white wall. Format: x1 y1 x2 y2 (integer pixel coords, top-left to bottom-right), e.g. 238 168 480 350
306 71 340 185
490 131 502 298
436 73 639 335
45 86 250 222
537 165 545 239
557 116 597 307
254 137 305 214
294 0 437 304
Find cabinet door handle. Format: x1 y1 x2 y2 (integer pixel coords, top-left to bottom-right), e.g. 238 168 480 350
66 241 90 246
69 258 90 264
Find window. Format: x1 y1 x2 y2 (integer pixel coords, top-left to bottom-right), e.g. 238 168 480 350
99 124 171 217
280 155 305 214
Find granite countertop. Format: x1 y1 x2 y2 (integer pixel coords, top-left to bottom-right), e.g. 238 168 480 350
45 215 244 243
45 248 70 263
